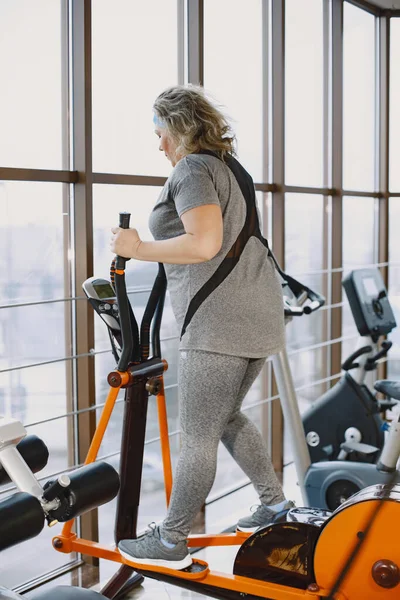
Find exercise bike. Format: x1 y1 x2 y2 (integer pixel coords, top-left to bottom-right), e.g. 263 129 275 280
51 212 400 599
303 267 397 466
0 421 116 599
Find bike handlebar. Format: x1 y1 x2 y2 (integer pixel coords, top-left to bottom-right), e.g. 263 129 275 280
341 345 373 371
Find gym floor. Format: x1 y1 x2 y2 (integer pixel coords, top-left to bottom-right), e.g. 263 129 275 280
25 465 300 599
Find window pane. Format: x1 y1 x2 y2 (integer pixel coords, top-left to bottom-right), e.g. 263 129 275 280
0 180 72 584
343 4 375 191
390 18 400 191
284 194 327 464
388 199 400 378
285 195 326 370
285 193 325 275
0 182 66 304
204 0 263 180
342 196 375 272
0 0 63 168
342 196 376 361
92 0 178 175
0 367 70 483
0 369 72 587
285 0 323 187
0 304 67 371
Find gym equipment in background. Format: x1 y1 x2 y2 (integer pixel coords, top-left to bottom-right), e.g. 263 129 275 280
0 428 114 599
303 267 397 466
279 273 400 510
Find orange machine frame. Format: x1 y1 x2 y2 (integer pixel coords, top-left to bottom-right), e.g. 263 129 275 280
52 257 400 600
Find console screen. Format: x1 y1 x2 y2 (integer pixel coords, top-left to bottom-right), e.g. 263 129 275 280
93 282 115 299
363 277 379 297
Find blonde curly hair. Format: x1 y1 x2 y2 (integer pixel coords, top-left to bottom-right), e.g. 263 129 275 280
153 84 236 159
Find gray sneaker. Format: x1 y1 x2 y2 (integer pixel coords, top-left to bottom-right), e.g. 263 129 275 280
237 501 295 533
118 523 192 570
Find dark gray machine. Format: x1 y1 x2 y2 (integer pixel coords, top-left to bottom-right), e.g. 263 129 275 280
278 268 400 510
302 268 397 467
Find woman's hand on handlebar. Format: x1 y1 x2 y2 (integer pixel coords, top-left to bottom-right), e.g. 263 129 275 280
110 227 142 259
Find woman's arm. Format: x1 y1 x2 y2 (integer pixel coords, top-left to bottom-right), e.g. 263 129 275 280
110 204 223 264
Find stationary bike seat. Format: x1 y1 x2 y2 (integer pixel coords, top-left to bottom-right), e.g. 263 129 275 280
30 587 108 599
374 379 400 401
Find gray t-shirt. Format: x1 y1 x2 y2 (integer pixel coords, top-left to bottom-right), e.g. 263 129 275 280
148 153 285 358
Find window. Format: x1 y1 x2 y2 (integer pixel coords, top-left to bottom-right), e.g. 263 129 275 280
389 18 400 191
285 0 323 187
342 196 376 362
0 0 64 169
343 3 375 191
0 181 73 585
204 0 263 180
92 0 179 176
388 199 400 378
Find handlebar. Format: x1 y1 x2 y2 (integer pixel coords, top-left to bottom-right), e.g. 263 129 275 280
110 212 140 371
281 272 325 317
110 212 167 371
341 345 373 372
365 340 393 372
116 212 131 270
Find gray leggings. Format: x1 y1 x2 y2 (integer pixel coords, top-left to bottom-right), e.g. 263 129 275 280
160 350 285 543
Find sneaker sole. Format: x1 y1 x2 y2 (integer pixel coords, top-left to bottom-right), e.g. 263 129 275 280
118 547 192 571
236 525 258 533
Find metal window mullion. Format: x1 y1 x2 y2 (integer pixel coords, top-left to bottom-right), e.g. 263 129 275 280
259 0 271 446
330 0 343 378
0 167 78 182
71 0 98 558
177 0 185 84
93 172 167 186
321 0 331 394
377 16 389 278
271 0 285 479
61 0 75 479
187 0 203 85
376 15 390 381
186 0 203 534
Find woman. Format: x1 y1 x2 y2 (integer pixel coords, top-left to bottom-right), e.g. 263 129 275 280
112 85 292 570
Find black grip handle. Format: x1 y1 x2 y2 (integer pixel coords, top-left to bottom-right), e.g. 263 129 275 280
119 212 131 229
42 474 70 502
365 340 394 371
341 345 373 371
116 212 131 270
282 273 325 317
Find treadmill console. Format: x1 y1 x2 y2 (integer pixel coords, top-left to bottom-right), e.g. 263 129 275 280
342 268 396 341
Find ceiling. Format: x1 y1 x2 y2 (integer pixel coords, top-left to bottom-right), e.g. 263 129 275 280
368 0 400 8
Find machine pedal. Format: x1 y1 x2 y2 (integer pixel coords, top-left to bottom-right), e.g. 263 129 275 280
340 440 379 455
119 556 209 580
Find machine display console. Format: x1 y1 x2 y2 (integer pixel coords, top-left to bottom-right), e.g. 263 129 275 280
342 268 397 341
82 277 121 333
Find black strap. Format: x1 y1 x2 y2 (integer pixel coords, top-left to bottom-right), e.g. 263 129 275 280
180 150 277 339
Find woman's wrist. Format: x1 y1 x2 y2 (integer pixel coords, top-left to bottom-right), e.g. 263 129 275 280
134 239 143 259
